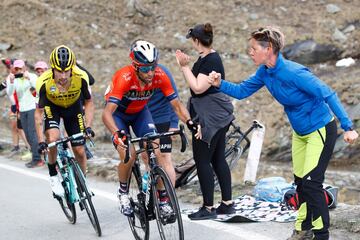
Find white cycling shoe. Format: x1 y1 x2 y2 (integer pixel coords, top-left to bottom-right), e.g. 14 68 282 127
50 175 65 197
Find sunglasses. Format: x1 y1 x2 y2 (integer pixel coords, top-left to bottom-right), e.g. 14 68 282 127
138 64 156 73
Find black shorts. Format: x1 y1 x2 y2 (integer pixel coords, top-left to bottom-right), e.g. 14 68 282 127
43 99 85 146
155 122 172 153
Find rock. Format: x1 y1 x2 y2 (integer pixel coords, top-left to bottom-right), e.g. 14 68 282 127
249 13 259 20
0 43 13 51
173 32 187 44
342 24 355 34
336 57 355 67
332 28 348 42
326 4 341 13
283 39 341 64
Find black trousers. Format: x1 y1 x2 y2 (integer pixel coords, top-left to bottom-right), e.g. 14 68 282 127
192 126 232 206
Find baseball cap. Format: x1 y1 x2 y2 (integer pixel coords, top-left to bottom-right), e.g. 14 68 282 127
13 59 25 68
34 61 48 70
186 24 211 41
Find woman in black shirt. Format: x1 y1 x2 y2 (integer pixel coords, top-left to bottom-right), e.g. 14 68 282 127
176 23 235 220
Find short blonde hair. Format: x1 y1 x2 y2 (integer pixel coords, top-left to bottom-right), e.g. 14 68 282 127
250 26 285 54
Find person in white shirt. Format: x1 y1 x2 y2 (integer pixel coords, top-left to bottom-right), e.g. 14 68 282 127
6 59 44 168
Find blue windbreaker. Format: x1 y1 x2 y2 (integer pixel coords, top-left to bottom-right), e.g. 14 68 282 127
147 64 179 128
219 53 353 135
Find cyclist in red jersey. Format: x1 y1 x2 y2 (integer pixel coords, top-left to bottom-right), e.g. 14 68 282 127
102 40 200 217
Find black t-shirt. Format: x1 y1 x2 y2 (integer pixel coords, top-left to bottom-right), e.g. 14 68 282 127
191 52 225 97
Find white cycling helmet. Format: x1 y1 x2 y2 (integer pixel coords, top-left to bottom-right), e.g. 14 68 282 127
129 40 159 66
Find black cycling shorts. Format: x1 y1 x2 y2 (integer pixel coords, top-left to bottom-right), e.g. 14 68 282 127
43 99 85 146
155 122 172 153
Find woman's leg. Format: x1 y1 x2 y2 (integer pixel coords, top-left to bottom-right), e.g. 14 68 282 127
211 126 232 202
193 137 214 207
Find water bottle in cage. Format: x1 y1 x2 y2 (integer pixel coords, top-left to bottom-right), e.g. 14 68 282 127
142 172 149 193
243 121 265 184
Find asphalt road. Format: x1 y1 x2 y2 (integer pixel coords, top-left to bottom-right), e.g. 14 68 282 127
0 156 291 240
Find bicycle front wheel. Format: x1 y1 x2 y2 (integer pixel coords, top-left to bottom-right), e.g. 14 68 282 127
56 188 77 224
128 165 150 240
73 163 102 237
152 167 184 240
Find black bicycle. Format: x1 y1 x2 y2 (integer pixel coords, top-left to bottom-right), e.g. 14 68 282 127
124 125 187 240
46 133 102 236
175 120 263 188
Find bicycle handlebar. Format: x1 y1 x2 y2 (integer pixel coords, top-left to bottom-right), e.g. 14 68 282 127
47 132 84 148
123 124 188 163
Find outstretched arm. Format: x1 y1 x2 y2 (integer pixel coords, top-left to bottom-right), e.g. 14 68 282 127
209 70 264 100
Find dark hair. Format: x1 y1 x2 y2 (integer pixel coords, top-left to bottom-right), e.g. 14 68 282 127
250 26 285 54
186 23 213 47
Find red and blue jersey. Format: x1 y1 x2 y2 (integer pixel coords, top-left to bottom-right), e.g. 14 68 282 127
105 65 178 114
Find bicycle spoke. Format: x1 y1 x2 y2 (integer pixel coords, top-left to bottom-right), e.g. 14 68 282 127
73 162 102 237
153 167 184 240
128 165 150 240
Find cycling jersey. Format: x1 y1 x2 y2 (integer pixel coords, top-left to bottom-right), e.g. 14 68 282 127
147 64 179 128
36 66 91 108
105 65 178 114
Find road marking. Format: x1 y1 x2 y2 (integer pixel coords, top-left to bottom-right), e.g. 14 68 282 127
0 162 275 240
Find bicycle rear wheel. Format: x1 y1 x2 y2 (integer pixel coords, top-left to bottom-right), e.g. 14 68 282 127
73 163 102 237
175 164 197 188
152 167 184 240
128 164 150 240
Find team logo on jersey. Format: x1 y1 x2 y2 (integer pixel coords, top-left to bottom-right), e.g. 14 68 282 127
122 72 132 81
50 85 56 93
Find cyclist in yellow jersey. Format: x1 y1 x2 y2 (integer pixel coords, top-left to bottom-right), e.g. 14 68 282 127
35 45 95 197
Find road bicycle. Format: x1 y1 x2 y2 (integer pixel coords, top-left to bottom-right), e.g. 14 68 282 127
123 125 188 240
46 133 102 236
175 120 263 188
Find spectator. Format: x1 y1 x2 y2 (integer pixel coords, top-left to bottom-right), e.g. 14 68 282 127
175 23 235 220
7 59 44 168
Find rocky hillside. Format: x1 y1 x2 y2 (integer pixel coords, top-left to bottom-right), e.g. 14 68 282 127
0 0 359 164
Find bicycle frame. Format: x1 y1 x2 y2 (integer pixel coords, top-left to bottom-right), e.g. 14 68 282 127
56 144 79 204
126 126 187 240
175 120 263 188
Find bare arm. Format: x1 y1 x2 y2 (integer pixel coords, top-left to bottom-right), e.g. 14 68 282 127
83 98 94 127
170 98 201 139
176 50 211 94
35 108 45 142
180 66 211 94
102 102 120 134
169 98 190 123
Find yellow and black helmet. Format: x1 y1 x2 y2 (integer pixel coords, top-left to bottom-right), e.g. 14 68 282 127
50 45 76 71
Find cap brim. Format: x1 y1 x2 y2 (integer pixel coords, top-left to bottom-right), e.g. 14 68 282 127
186 33 192 39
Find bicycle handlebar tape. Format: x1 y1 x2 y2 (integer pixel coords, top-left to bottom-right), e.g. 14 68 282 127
179 124 187 152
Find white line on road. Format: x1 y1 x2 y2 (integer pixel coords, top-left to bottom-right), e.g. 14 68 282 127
0 162 275 240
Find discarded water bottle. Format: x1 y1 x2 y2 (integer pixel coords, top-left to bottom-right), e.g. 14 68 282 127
142 172 149 193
